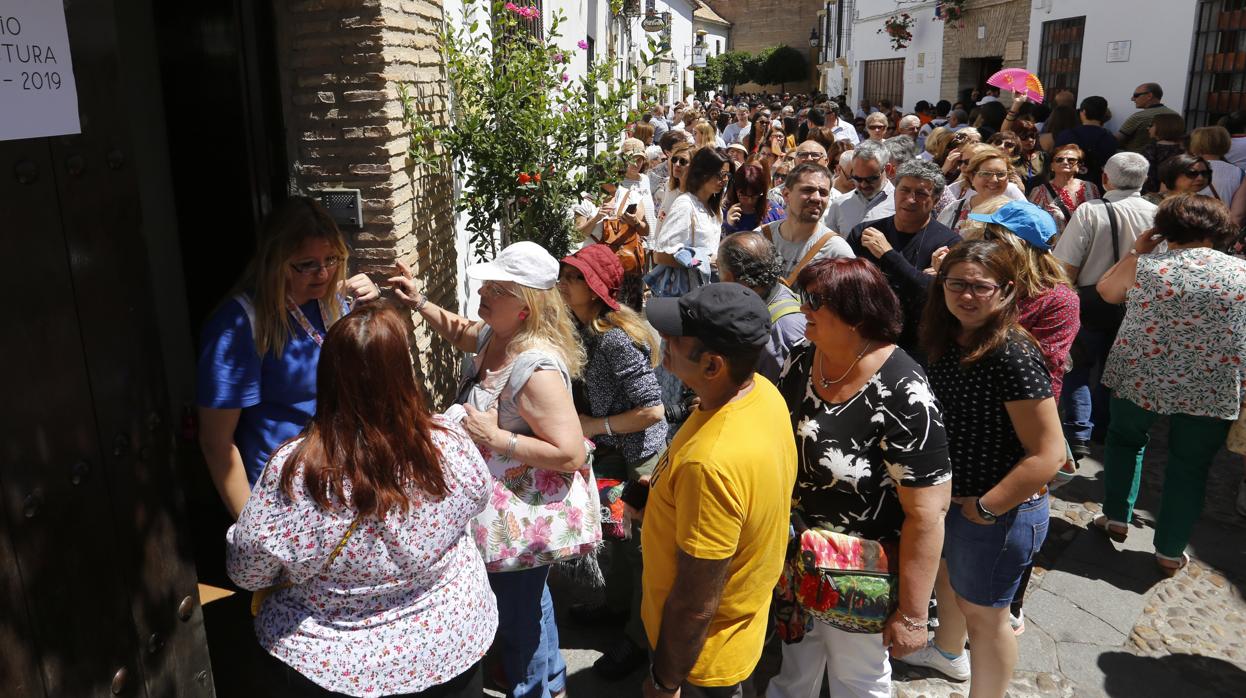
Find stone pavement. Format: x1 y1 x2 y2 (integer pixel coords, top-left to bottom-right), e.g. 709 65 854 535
491 416 1246 697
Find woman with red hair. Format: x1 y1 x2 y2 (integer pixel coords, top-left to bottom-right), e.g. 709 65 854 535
227 302 495 697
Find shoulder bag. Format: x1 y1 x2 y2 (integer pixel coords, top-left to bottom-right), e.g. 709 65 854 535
251 517 360 617
597 189 646 274
1076 200 1126 333
452 353 601 573
763 222 837 288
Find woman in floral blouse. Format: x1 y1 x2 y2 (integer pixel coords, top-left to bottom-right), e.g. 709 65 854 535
1094 194 1246 575
227 302 495 698
768 258 951 698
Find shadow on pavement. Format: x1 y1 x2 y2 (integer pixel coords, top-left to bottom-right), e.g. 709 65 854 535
1099 651 1246 698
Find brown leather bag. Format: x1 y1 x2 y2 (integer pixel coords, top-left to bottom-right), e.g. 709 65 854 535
597 189 646 274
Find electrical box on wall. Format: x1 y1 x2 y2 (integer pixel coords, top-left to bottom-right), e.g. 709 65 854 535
316 188 363 229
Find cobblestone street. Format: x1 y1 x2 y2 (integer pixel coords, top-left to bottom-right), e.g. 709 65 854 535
516 416 1246 697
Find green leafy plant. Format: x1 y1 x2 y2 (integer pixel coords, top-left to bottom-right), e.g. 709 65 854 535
400 0 648 260
879 13 914 51
755 45 809 91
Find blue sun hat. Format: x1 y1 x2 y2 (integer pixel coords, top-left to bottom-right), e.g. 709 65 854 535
968 200 1059 251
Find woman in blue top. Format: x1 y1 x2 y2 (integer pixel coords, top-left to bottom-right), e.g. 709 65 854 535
197 197 380 519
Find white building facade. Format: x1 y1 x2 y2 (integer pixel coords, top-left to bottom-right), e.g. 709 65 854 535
844 0 944 110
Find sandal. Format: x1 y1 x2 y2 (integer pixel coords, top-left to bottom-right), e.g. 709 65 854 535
1092 515 1129 543
1156 552 1190 577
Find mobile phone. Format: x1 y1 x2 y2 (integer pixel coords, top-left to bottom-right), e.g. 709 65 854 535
620 479 650 510
626 203 638 214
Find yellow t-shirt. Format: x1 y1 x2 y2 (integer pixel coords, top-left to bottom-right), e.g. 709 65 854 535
640 376 797 686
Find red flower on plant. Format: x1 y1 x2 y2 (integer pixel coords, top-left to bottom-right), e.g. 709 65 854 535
518 172 531 185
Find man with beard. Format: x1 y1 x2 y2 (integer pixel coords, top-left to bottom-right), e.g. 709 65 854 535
846 159 960 356
823 141 896 236
753 163 855 290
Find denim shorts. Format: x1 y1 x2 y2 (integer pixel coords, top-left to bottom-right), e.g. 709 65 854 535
943 496 1049 608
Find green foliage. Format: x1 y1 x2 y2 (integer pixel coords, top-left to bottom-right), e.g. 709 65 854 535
703 50 756 94
400 0 647 260
756 45 808 89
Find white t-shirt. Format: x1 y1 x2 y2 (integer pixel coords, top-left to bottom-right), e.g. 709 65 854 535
654 192 720 255
571 178 657 250
1200 159 1244 208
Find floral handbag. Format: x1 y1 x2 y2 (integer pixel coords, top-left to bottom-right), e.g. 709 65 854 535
776 512 899 636
444 404 602 573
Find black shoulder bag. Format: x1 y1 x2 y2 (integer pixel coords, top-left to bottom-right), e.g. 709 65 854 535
1075 200 1126 334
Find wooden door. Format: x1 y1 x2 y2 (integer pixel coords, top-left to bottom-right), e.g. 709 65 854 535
0 0 215 695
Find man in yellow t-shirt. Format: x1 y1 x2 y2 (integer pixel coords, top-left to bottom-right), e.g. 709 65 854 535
641 283 798 697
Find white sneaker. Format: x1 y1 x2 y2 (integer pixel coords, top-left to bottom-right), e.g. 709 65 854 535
1236 480 1246 518
897 643 971 682
1010 609 1025 636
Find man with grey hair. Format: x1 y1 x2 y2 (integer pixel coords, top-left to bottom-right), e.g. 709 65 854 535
846 158 961 354
823 141 896 235
897 114 921 139
1052 151 1157 456
947 108 970 131
882 135 918 179
717 232 807 383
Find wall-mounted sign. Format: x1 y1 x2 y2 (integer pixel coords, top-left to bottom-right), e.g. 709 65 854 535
0 1 80 142
1106 40 1131 63
641 12 668 32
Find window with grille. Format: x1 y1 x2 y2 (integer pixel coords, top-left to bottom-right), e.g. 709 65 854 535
1185 0 1246 127
861 58 903 109
1037 16 1085 100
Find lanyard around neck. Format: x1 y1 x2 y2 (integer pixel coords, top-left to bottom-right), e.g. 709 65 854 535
287 297 327 346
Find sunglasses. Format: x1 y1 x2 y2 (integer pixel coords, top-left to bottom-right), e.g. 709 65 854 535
850 174 881 183
1131 91 1151 99
1183 168 1211 178
974 171 1010 180
717 170 733 180
1053 156 1081 164
799 288 828 311
867 124 887 131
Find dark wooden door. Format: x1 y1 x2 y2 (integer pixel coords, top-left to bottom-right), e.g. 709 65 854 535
0 0 214 695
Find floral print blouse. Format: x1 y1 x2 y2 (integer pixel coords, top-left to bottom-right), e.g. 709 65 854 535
226 417 497 697
776 342 951 541
1103 248 1246 420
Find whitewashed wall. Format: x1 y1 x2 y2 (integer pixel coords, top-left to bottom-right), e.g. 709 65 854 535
1026 0 1198 133
848 0 944 110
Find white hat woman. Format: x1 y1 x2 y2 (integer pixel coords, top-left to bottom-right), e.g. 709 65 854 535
389 240 586 698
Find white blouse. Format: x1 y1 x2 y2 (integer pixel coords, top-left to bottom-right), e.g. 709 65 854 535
654 191 721 255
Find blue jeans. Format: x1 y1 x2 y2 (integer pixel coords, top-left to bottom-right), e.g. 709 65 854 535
489 567 567 698
1062 326 1113 442
944 497 1049 608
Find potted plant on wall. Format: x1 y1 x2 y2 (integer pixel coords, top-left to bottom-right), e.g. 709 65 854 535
936 0 969 27
879 13 914 51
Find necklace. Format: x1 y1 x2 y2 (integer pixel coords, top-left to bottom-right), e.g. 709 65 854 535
817 341 872 388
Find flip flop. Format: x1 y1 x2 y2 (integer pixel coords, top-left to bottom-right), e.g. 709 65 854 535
1156 551 1190 577
1092 515 1128 543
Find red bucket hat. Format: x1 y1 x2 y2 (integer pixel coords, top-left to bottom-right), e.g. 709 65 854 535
561 244 623 311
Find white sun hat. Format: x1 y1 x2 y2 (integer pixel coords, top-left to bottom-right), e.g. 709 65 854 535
465 241 559 290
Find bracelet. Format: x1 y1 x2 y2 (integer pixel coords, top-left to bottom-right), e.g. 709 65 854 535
413 294 429 312
898 612 928 632
649 666 680 694
604 416 614 437
503 431 518 461
1005 113 1017 120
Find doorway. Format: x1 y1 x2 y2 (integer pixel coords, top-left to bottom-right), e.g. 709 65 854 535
959 56 1004 103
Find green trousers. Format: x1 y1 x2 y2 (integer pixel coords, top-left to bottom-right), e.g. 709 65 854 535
1102 396 1231 557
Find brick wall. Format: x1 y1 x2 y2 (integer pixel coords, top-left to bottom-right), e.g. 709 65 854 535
272 0 463 405
940 0 1031 102
704 0 822 93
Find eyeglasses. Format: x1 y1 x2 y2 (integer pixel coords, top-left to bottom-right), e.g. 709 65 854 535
1131 91 1151 99
1183 168 1211 178
717 170 733 180
481 280 519 298
736 192 762 200
799 288 828 311
671 157 690 166
1052 156 1081 164
289 256 342 275
794 151 824 160
850 174 881 184
943 277 1003 298
974 170 1010 180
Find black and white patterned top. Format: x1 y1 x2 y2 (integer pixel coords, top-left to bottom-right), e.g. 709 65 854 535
926 334 1054 498
777 341 951 541
572 325 665 467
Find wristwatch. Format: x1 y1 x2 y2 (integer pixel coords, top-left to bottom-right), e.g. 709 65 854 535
975 497 999 523
649 665 680 694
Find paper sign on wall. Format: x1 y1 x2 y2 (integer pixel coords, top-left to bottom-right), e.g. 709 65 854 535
0 1 81 142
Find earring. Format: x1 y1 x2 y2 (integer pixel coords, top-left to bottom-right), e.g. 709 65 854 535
518 310 529 321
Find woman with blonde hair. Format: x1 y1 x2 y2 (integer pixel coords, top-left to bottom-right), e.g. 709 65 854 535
936 146 1025 233
198 196 380 518
694 121 720 151
390 241 588 698
1189 125 1243 208
1028 143 1101 233
557 244 665 678
922 127 953 164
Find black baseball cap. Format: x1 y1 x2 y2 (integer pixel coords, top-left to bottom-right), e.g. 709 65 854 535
645 283 771 352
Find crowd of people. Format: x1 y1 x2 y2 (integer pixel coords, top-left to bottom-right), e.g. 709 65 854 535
197 84 1246 698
